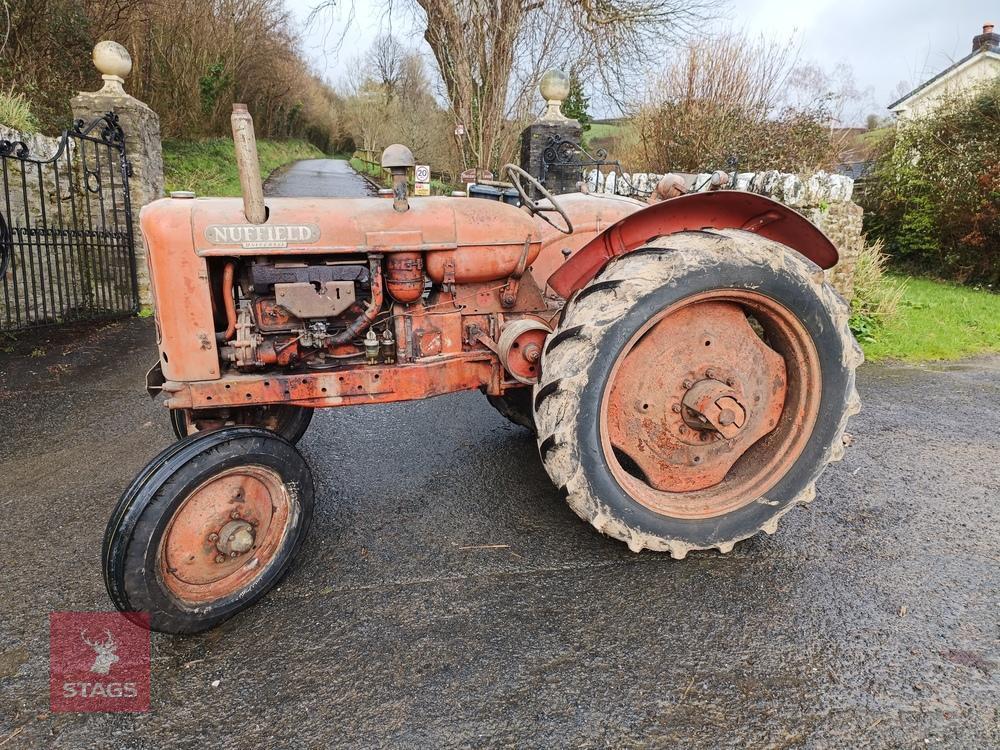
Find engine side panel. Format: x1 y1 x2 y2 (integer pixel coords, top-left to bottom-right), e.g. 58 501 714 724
141 199 220 382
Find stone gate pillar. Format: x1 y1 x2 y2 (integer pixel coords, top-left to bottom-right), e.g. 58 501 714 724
519 70 583 195
71 41 163 307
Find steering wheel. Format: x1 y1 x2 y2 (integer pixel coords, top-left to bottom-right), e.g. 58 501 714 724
501 164 573 235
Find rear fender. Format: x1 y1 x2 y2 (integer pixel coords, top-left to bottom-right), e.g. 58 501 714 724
547 191 839 299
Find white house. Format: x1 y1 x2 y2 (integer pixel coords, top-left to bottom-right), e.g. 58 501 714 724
890 22 1000 121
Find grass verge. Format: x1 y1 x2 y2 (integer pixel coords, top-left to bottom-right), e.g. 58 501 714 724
861 275 1000 362
163 139 324 197
350 155 458 195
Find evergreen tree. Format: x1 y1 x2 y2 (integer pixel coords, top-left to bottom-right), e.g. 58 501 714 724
563 69 592 132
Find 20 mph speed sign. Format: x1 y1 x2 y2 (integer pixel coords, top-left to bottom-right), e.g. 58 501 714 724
415 165 430 182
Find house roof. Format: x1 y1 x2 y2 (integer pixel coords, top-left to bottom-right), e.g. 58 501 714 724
889 46 1000 110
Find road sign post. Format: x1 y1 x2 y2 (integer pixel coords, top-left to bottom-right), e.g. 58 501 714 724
414 164 431 196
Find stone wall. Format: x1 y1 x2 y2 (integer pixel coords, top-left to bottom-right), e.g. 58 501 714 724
0 126 75 224
72 93 162 307
584 168 864 300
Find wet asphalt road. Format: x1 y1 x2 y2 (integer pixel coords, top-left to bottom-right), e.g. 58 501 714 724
264 158 376 198
0 160 997 748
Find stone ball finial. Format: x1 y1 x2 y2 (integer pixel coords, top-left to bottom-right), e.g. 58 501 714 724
539 69 571 122
93 41 132 89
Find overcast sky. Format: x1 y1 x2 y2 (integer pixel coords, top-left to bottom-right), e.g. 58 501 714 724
286 0 993 116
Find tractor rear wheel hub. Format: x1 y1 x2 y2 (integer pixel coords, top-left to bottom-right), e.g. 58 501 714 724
604 300 789 493
681 378 748 439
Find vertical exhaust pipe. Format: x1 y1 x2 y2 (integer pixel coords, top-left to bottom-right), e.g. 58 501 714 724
231 103 266 224
380 144 415 212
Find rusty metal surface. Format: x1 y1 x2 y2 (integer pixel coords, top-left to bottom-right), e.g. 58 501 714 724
140 199 221 382
274 281 356 318
163 354 498 410
141 190 640 384
159 465 290 603
547 192 840 299
181 195 541 255
529 192 644 296
385 252 424 303
222 261 238 340
600 290 821 519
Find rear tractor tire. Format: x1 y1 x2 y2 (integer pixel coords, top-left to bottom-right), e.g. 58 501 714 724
170 405 314 445
103 427 315 634
534 229 863 558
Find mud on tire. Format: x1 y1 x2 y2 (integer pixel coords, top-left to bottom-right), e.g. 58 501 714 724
533 229 863 557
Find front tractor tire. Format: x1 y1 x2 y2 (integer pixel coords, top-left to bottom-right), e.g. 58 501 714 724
534 229 863 557
170 405 314 445
103 427 315 634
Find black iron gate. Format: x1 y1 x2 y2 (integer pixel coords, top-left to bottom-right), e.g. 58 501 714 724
0 112 138 332
539 134 651 198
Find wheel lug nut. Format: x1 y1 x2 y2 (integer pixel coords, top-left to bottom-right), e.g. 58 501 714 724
208 532 219 542
706 368 716 379
230 551 238 558
671 404 681 413
231 510 240 519
215 554 226 564
682 379 693 389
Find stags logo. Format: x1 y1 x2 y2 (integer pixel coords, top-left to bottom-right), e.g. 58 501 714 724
50 612 150 713
82 629 119 674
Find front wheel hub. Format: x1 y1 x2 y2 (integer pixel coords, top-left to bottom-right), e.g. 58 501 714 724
216 520 255 556
159 465 292 603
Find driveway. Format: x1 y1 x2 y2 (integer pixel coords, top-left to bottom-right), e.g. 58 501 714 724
0 159 995 748
264 158 375 198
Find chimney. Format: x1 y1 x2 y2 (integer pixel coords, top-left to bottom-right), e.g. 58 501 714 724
972 22 999 52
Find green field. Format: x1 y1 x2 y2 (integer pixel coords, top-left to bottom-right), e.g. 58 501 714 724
162 138 324 197
862 275 1000 362
586 122 625 140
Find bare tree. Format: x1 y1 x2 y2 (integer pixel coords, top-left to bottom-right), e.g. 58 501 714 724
315 0 720 170
343 78 391 154
367 34 406 102
628 32 845 174
340 39 462 176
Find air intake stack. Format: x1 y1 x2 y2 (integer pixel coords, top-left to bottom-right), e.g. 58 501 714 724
231 103 266 224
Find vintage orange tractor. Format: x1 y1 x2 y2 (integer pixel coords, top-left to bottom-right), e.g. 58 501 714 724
104 107 861 633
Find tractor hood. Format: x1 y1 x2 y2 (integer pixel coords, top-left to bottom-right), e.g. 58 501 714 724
170 196 541 256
